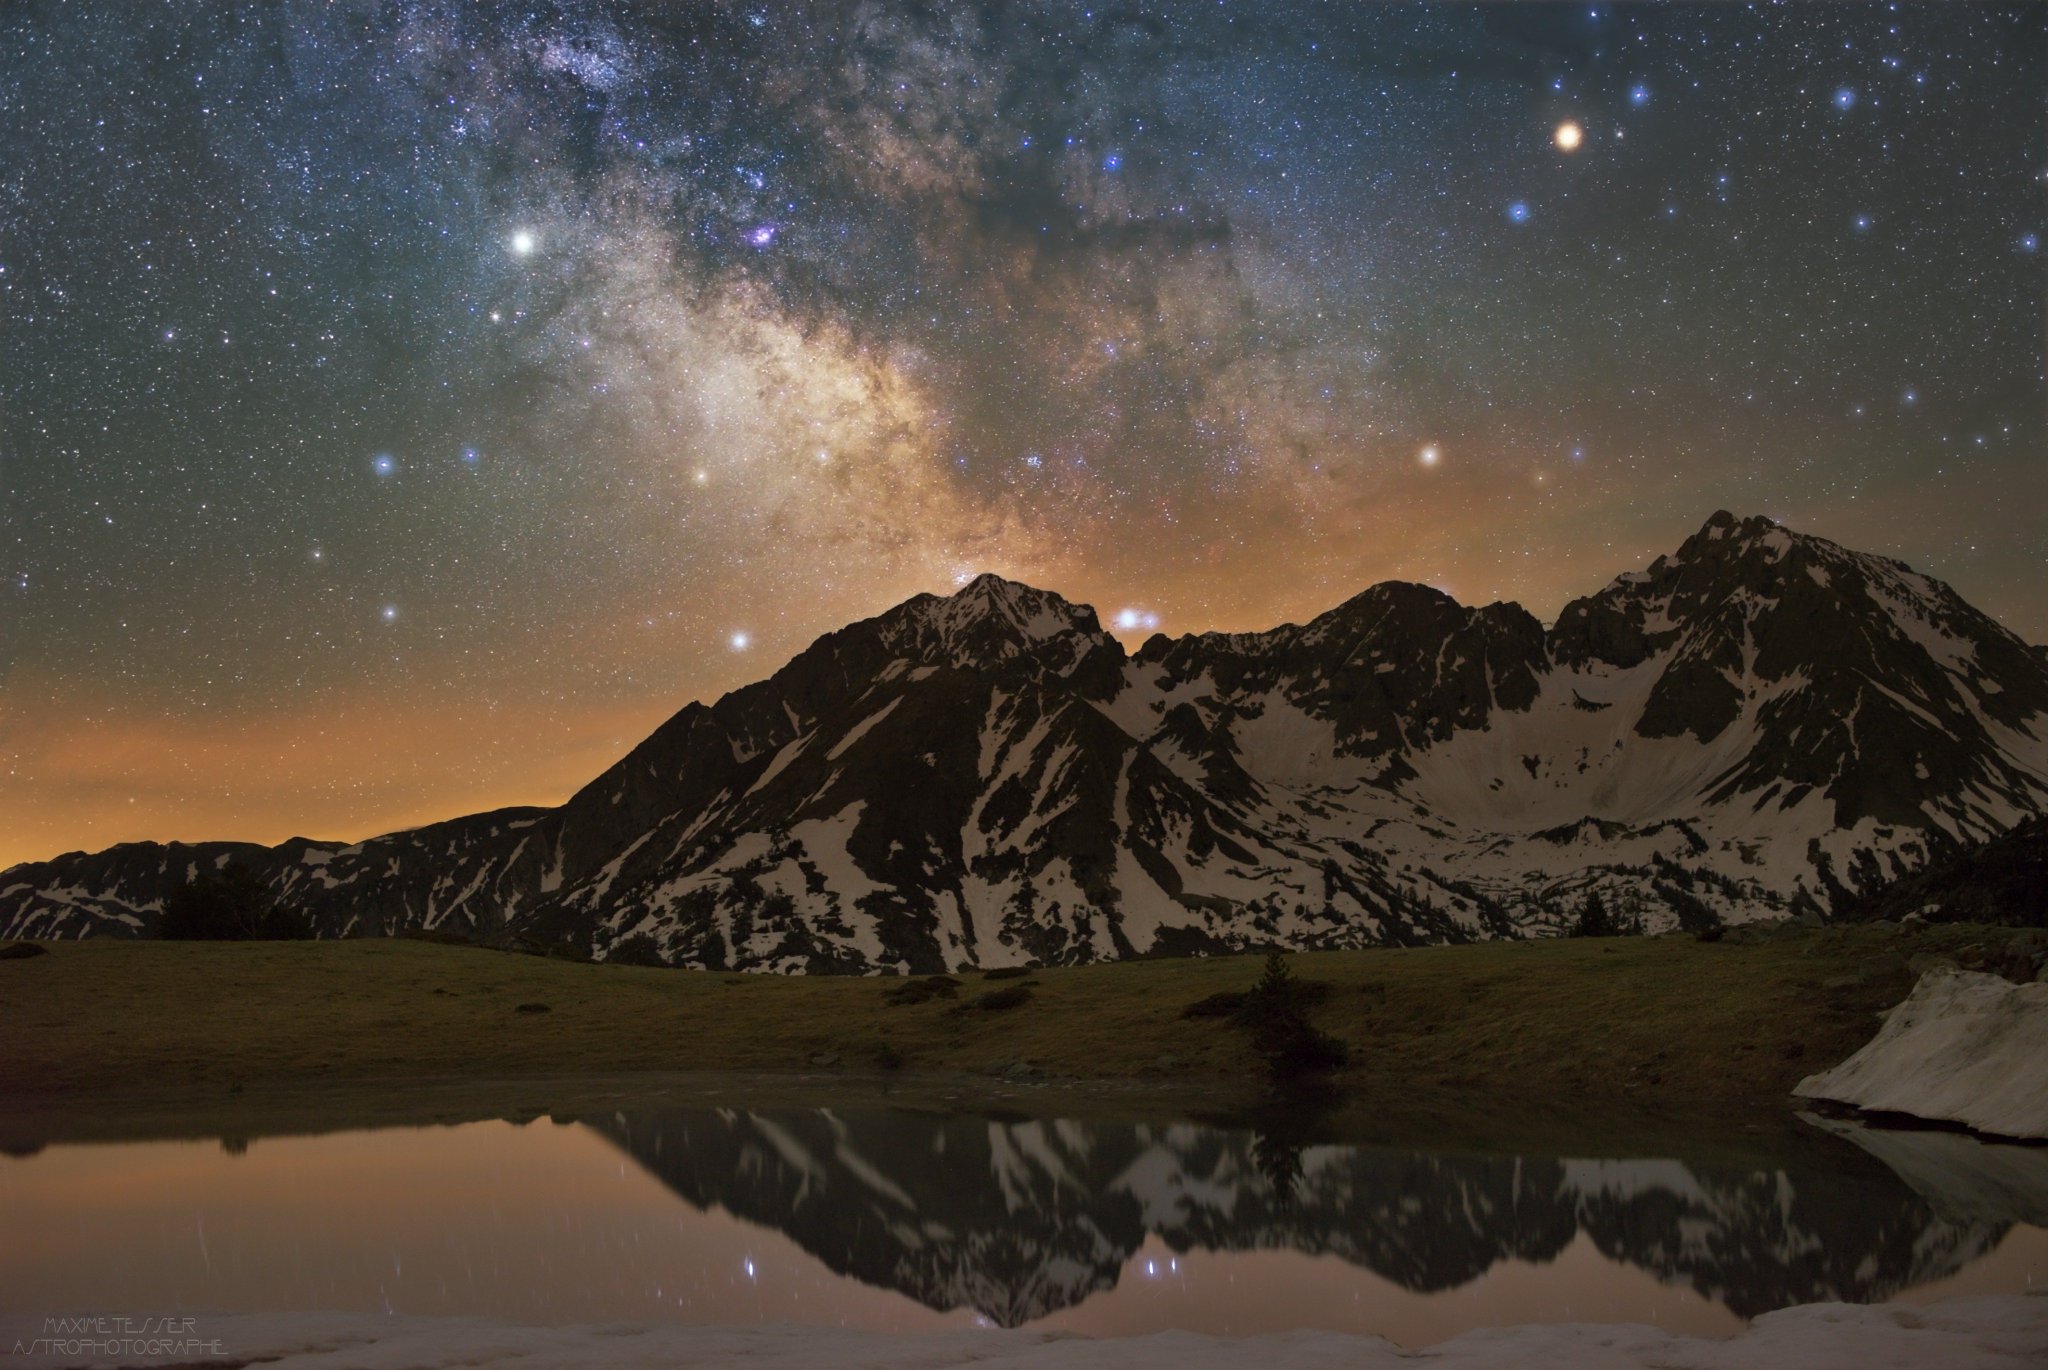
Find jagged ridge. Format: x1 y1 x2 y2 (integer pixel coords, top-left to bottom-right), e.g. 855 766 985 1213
5 512 2046 967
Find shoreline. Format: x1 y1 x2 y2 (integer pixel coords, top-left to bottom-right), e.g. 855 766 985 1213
4 923 2038 1155
5 1296 2047 1369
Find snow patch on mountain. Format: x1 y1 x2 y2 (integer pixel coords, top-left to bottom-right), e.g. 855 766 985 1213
5 514 2047 965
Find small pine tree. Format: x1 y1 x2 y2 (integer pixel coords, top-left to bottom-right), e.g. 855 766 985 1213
1570 891 1618 938
1241 952 1347 1080
1254 949 1297 998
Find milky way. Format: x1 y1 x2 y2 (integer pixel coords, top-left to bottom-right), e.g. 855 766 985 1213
1 2 2041 865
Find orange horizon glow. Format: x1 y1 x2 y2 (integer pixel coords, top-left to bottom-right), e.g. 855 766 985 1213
6 496 2039 873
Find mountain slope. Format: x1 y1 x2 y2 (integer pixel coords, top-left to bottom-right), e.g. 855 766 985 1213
1830 816 2048 928
5 513 2046 966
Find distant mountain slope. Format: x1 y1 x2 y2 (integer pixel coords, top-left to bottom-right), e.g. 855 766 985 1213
1831 816 2048 928
6 512 2047 969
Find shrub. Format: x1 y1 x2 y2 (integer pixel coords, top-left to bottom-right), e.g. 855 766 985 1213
884 976 959 1006
967 984 1034 1012
1252 1013 1350 1078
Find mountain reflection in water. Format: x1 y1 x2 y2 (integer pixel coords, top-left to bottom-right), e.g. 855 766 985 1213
593 1106 2042 1327
5 1105 2045 1340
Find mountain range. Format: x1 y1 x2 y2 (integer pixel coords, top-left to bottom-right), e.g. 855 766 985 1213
6 511 2046 969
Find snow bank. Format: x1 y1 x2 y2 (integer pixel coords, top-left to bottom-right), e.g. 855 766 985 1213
7 1299 2047 1370
1796 968 2048 1140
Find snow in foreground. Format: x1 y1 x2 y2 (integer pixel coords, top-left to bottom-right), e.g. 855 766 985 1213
9 1298 2048 1370
1797 968 2048 1140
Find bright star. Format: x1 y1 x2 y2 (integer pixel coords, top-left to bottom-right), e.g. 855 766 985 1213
1506 201 1530 224
372 454 396 476
1833 87 1857 111
1629 84 1650 106
1554 121 1583 152
1420 445 1441 467
380 605 398 622
729 631 750 651
510 230 536 256
2021 234 2041 253
747 224 777 248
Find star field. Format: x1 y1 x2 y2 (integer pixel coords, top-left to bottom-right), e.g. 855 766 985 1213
1 2 2041 865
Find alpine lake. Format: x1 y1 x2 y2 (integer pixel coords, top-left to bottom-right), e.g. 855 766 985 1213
6 1085 2044 1347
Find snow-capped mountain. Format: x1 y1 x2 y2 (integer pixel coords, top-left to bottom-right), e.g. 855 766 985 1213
6 512 2047 966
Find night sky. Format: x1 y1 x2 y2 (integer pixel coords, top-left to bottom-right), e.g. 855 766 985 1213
2 2 2042 868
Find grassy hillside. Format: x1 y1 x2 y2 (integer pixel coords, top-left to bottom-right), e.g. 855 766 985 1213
6 922 2033 1152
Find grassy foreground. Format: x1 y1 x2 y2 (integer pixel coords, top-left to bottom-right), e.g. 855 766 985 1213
0 923 2020 1153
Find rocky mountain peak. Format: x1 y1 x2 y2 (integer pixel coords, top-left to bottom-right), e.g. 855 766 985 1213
867 572 1120 681
1542 512 2048 833
1309 579 1461 635
5 514 2044 962
1678 508 1784 557
947 571 1102 638
1552 512 1811 672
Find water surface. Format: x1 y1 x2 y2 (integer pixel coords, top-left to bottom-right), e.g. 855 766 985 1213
5 1106 2044 1344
